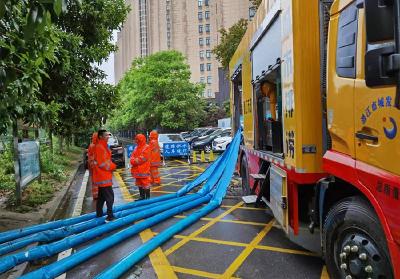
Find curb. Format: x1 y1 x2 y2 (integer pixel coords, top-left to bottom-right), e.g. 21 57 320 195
4 163 82 279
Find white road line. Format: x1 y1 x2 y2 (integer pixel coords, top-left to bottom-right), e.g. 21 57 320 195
55 170 89 279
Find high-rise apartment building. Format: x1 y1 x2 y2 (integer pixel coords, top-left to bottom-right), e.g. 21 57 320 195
115 0 254 101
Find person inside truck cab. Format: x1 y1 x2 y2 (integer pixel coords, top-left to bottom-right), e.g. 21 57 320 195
260 81 277 121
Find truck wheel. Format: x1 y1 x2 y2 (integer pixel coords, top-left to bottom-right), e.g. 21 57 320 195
240 156 251 195
323 196 393 279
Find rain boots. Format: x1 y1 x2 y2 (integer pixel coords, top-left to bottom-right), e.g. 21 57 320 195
136 188 145 201
145 189 150 199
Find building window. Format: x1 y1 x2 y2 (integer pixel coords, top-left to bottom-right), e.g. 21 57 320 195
206 50 211 58
199 38 204 46
200 64 205 71
207 63 211 71
206 37 210 46
249 7 256 19
199 50 204 59
207 76 212 84
198 0 202 7
205 0 209 6
198 12 203 20
200 77 205 83
139 0 148 57
205 24 210 33
205 11 210 19
199 25 203 33
207 89 212 97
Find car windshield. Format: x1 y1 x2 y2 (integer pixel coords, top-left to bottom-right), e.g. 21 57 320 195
159 134 183 142
208 129 223 137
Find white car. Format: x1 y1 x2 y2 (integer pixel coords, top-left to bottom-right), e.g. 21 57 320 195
107 133 119 147
212 136 232 152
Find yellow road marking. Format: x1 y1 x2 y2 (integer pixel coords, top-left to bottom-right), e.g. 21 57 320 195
255 245 318 257
172 266 240 279
220 220 275 278
154 232 317 257
115 172 177 278
114 172 135 201
220 205 267 211
320 266 330 279
139 229 178 279
174 159 206 171
165 201 244 256
174 215 266 227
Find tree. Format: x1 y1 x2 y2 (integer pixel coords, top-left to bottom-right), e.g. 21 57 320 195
199 103 228 127
212 19 248 70
109 51 205 132
38 0 129 150
0 0 67 133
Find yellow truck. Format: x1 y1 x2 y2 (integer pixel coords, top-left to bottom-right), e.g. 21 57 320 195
230 0 400 277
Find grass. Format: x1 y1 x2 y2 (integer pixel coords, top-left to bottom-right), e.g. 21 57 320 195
0 140 82 211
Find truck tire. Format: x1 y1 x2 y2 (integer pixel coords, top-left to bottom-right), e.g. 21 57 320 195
240 156 251 195
323 196 393 279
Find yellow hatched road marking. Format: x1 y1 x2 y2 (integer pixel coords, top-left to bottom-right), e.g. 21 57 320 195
174 159 206 171
174 215 266 227
255 245 318 257
220 220 275 278
154 232 317 257
165 201 244 256
320 266 330 278
115 172 177 278
172 266 240 279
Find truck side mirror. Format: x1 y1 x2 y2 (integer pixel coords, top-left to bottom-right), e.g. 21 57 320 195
364 0 394 43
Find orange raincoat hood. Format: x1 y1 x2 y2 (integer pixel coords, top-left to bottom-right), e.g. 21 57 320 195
149 130 158 141
135 134 147 147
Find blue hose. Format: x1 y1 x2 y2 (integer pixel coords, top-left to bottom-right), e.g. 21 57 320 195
0 195 193 256
0 155 219 245
95 129 241 279
0 194 175 245
0 194 200 274
19 194 212 279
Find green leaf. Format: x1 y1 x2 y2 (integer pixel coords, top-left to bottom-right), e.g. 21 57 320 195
54 0 62 16
0 0 5 19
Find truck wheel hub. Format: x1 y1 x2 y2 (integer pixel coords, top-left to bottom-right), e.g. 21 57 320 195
338 232 389 279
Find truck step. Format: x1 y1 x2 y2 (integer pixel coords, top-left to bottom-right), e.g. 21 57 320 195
249 174 266 180
242 195 257 204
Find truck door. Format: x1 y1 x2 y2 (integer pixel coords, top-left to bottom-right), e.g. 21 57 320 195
354 9 400 177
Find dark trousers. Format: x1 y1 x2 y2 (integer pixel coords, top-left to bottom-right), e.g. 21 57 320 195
96 186 114 218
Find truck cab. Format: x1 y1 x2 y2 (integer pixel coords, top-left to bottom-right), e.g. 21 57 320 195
229 0 400 278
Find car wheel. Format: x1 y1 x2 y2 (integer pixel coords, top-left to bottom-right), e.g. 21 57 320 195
323 196 393 279
240 156 251 195
204 145 211 153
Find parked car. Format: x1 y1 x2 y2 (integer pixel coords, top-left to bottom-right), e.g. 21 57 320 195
107 133 119 147
212 135 232 152
192 128 231 153
185 127 219 144
180 131 191 139
158 133 186 155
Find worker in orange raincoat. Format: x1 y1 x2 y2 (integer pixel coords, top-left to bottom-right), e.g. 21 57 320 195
87 132 99 199
93 130 117 221
149 130 161 185
130 134 151 200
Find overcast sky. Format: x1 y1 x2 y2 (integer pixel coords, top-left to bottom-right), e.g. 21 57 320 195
99 30 118 85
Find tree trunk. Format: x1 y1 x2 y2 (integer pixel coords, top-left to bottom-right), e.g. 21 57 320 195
59 136 64 154
49 130 54 155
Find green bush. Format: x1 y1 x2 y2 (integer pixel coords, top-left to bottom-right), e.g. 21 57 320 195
0 148 15 193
